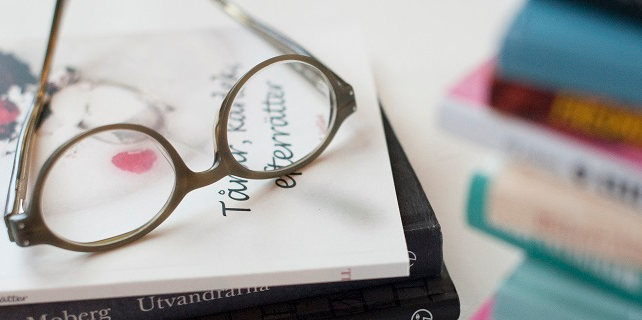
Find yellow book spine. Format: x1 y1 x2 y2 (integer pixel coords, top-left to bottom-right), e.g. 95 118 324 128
548 94 642 146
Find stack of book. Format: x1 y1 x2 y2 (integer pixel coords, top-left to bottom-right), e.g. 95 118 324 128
0 10 460 320
439 0 642 318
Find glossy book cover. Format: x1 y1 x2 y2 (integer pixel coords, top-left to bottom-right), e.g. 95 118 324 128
0 23 408 305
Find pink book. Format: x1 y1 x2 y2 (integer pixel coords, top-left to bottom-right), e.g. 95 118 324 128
439 60 642 208
471 298 494 320
450 60 642 165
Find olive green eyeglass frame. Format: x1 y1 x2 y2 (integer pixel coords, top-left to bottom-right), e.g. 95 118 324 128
4 0 356 252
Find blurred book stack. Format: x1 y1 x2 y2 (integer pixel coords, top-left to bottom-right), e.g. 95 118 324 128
439 0 642 318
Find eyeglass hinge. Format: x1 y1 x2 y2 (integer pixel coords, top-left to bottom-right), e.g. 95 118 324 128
4 223 15 243
5 197 27 241
335 83 357 118
7 213 35 247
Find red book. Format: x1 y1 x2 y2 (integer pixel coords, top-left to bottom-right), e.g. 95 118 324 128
490 71 642 148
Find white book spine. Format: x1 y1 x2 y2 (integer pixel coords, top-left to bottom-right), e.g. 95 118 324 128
439 97 642 210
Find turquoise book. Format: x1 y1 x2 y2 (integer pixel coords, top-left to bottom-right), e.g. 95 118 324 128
494 258 642 320
467 165 642 303
497 0 642 106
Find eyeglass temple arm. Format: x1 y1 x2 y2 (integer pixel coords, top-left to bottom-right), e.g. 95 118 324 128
5 0 66 231
211 0 352 89
212 0 310 56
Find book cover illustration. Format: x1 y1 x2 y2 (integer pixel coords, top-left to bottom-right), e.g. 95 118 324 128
0 24 409 305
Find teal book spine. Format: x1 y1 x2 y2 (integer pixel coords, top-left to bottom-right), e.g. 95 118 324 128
494 258 642 320
497 0 642 106
467 171 642 303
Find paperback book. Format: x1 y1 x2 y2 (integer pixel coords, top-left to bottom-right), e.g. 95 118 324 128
497 0 642 106
478 159 642 271
0 23 409 305
470 298 493 320
494 258 642 320
466 161 642 303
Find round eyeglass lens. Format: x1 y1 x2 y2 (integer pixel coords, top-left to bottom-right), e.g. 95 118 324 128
40 129 175 243
225 60 334 172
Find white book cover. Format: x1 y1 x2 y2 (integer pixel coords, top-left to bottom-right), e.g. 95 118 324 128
0 23 408 305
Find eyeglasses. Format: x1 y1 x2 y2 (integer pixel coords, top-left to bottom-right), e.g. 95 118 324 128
3 0 356 252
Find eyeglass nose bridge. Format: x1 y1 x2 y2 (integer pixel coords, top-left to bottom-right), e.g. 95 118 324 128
172 155 231 196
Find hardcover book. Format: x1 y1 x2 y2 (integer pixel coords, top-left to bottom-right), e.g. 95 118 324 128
477 159 642 270
494 258 642 320
0 23 409 305
204 262 459 320
491 74 642 149
466 162 642 303
497 0 642 106
438 60 642 210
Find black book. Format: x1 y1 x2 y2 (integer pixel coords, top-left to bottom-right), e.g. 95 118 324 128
195 263 459 320
381 108 444 278
0 108 451 320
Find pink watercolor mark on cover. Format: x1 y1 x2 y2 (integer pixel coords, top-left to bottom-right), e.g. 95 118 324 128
0 98 20 139
112 149 157 174
448 58 642 167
